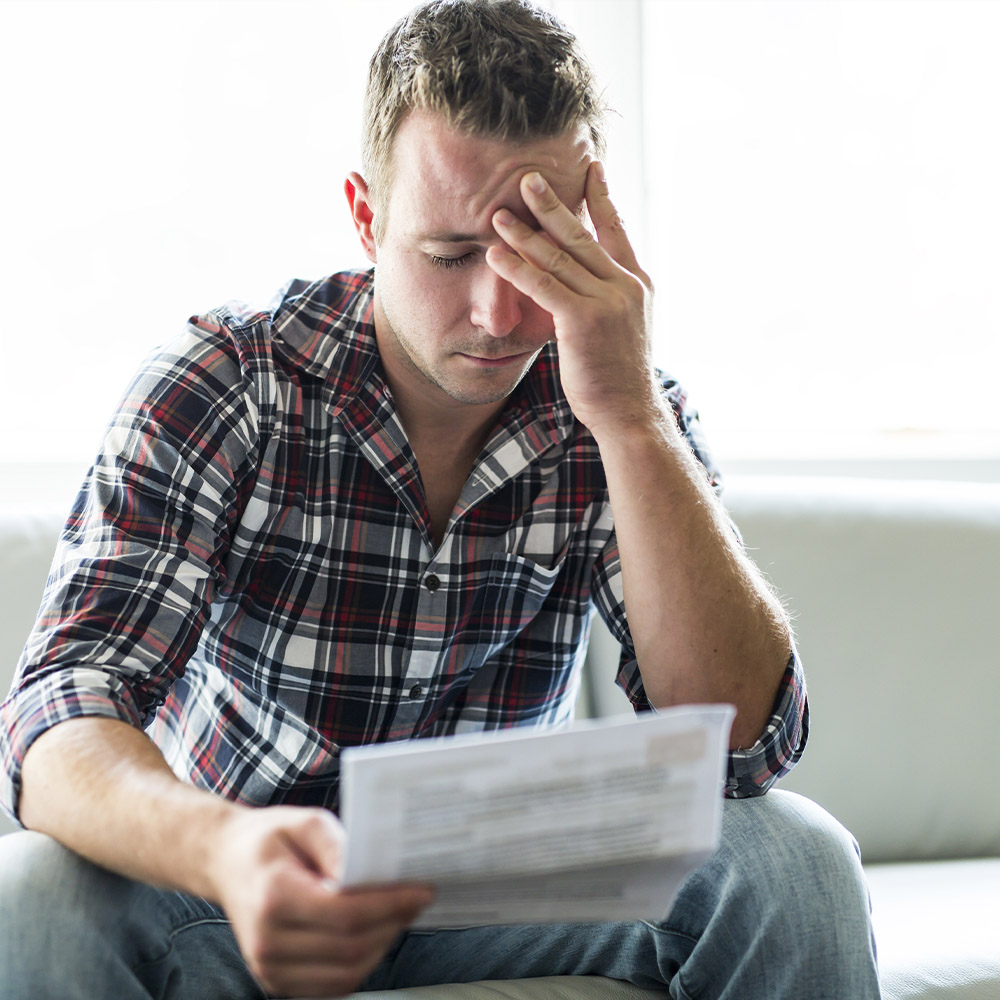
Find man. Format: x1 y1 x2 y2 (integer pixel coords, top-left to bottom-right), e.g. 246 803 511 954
0 1 879 997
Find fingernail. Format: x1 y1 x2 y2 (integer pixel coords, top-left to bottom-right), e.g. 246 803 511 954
593 161 606 183
493 208 516 227
525 172 546 194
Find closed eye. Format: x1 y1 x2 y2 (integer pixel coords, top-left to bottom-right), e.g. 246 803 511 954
430 253 476 270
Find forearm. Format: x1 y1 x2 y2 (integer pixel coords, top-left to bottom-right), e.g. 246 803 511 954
18 716 433 997
484 164 792 749
595 404 792 748
19 716 243 901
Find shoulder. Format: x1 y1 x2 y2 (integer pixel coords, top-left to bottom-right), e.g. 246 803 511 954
134 269 374 407
106 285 298 466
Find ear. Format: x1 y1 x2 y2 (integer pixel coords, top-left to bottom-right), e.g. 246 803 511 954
345 172 378 263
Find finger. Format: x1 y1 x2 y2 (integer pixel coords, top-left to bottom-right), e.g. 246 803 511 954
485 244 578 320
333 883 435 929
246 883 427 996
585 161 645 278
288 879 435 931
255 915 406 964
516 172 619 281
254 899 421 998
281 807 347 883
492 208 605 297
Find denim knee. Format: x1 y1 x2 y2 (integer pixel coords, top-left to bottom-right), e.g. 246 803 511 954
654 789 880 998
716 789 871 930
0 831 172 996
0 832 134 975
0 831 259 1000
1 829 141 924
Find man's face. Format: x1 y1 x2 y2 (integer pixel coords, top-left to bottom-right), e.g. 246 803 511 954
369 110 594 412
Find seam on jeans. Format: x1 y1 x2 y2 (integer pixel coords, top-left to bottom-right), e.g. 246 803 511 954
402 925 490 937
639 919 699 946
130 916 232 975
638 921 699 998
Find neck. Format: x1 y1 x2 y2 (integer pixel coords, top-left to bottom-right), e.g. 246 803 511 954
392 381 503 465
387 381 507 550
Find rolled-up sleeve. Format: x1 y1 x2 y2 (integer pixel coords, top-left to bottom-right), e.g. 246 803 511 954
605 639 808 798
0 315 265 823
723 648 808 797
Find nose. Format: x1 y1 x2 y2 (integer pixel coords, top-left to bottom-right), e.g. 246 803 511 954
469 268 523 338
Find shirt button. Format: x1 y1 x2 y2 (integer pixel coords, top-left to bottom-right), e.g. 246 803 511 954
424 574 440 592
409 683 423 699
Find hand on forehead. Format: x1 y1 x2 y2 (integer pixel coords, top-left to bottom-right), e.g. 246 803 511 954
389 110 594 241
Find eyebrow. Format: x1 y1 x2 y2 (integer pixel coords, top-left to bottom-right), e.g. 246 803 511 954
419 218 546 245
421 231 483 244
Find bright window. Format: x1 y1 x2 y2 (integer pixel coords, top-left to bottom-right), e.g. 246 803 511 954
1 0 997 477
639 0 1000 461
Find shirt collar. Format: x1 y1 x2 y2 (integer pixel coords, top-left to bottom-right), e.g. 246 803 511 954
270 269 381 413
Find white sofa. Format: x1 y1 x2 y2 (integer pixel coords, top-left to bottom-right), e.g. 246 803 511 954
2 475 999 999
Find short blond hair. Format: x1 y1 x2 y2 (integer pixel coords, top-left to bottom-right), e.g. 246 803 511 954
362 0 607 239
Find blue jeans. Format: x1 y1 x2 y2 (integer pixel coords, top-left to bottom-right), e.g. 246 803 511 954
0 790 880 998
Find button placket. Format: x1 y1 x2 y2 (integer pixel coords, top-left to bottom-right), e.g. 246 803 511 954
394 566 445 724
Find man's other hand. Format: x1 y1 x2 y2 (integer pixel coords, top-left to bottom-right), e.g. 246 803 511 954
210 805 433 998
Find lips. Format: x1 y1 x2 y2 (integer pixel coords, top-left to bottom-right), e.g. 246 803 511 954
458 350 533 367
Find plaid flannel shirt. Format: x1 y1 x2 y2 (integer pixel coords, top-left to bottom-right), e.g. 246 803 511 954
0 269 807 821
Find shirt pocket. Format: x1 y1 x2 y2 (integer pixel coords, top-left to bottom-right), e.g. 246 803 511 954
463 544 571 655
443 546 575 706
488 549 564 617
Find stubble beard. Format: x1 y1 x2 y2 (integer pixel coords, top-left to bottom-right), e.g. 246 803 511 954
380 306 544 408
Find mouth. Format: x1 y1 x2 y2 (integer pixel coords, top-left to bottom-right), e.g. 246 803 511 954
456 350 534 368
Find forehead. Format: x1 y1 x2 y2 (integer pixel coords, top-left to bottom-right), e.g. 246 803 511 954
383 110 594 238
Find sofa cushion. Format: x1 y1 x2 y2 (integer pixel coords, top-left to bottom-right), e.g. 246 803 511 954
723 476 1000 864
0 504 69 835
0 505 67 701
868 859 1000 1000
586 476 1000 864
342 975 666 1000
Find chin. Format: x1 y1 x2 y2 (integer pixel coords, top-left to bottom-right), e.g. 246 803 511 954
443 372 528 407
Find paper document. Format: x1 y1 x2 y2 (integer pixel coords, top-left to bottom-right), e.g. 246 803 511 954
340 704 734 927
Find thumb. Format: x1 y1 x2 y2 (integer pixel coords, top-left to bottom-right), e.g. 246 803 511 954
282 808 347 886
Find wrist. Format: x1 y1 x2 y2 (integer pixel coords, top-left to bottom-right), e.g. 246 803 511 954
180 793 251 903
587 396 681 456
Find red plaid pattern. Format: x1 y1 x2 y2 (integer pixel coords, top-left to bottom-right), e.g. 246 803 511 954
1 270 806 820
